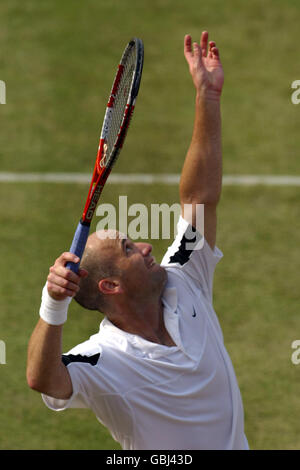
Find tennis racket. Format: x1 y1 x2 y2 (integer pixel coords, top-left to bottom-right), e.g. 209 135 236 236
66 38 144 273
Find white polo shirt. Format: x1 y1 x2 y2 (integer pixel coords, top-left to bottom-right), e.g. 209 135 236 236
42 216 248 450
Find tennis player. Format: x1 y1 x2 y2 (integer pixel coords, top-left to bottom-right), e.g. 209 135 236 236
27 32 249 450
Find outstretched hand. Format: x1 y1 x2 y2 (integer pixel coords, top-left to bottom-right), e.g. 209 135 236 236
184 31 224 98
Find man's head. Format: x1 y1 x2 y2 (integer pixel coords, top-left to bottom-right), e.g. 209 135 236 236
74 229 167 314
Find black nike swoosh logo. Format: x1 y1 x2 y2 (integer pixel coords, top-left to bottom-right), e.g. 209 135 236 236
192 307 196 317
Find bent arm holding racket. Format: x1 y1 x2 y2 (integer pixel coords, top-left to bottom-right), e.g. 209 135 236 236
26 253 87 399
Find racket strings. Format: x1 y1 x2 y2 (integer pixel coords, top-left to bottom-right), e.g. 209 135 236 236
103 47 137 167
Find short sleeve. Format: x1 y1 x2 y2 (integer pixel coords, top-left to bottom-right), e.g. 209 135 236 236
41 339 135 445
42 340 102 411
42 363 93 411
161 215 223 301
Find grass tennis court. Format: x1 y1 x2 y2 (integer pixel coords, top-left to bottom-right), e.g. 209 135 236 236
1 0 300 450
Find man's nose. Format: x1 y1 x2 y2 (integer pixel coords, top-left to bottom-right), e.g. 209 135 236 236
136 243 152 256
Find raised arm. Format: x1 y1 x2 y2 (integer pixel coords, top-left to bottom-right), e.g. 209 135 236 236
180 31 224 249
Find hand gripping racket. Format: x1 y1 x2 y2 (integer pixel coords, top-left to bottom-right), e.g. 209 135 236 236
66 38 144 272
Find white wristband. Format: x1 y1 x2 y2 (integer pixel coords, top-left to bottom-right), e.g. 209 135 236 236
39 283 72 326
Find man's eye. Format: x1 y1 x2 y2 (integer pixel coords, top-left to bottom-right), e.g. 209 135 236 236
126 245 132 254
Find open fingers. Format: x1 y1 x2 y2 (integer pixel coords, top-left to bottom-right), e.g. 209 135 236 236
185 32 220 60
208 40 220 60
184 34 193 60
185 32 211 65
200 31 208 57
184 34 204 68
211 46 220 59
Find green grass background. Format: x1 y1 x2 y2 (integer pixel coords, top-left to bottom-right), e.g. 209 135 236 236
0 0 300 450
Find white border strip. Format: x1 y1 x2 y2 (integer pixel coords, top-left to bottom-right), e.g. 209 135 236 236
0 172 300 186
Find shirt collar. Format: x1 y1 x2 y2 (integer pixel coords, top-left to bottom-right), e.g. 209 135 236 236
161 286 178 313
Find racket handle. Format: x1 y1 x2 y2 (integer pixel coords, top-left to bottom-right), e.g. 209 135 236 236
66 221 90 273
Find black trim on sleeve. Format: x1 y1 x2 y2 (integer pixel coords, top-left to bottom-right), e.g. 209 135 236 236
169 225 202 266
61 353 100 367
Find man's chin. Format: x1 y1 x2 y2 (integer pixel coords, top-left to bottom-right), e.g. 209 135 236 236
154 265 167 290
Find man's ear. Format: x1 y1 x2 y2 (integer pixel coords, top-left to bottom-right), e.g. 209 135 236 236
98 278 123 295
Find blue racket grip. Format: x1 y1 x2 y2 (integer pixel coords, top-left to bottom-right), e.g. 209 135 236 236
66 221 90 273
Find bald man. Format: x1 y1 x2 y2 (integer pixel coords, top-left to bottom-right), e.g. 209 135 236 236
27 32 249 450
74 230 173 345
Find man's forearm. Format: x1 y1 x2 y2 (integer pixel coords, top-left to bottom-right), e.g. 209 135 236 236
180 91 222 207
27 318 72 399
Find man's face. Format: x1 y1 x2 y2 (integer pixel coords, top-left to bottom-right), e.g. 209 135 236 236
88 230 167 300
115 237 167 299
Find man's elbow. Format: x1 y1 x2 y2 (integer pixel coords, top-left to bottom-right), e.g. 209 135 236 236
26 364 54 394
180 192 221 209
180 180 222 206
27 376 42 393
26 368 45 393
27 364 73 399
